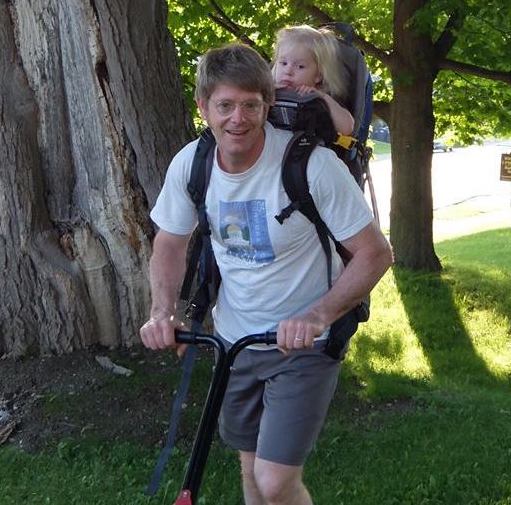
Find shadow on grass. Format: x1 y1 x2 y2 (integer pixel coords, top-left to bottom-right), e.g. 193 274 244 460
344 330 431 399
392 265 506 390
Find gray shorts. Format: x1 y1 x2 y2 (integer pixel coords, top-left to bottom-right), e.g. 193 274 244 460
218 340 341 466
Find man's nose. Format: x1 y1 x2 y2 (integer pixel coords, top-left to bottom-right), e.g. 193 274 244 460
229 104 246 121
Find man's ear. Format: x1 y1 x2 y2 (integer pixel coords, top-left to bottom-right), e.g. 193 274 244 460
196 98 208 121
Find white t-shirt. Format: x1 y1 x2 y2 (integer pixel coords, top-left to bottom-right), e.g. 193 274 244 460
151 122 373 344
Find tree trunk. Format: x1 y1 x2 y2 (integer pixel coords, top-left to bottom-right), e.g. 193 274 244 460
0 0 194 357
389 0 441 271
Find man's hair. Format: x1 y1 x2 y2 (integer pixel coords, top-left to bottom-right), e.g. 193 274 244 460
272 25 348 102
195 43 274 105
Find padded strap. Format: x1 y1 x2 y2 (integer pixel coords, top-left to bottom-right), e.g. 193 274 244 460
180 130 215 302
276 131 346 287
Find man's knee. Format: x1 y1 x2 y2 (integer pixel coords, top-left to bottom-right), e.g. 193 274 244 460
253 457 303 503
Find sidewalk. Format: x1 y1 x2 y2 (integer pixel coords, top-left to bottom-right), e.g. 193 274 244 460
366 143 511 242
433 194 510 241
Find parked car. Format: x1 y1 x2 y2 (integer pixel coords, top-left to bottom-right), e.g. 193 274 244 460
371 125 391 143
433 138 453 152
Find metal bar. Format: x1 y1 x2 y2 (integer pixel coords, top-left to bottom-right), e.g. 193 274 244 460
173 331 276 503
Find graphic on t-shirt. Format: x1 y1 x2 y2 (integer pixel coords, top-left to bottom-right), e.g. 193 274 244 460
219 200 275 264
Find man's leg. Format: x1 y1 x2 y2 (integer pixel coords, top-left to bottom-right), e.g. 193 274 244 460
239 451 265 505
239 452 311 505
253 457 312 505
219 344 340 504
251 348 341 505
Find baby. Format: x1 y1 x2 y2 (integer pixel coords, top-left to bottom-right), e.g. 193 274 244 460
272 25 354 136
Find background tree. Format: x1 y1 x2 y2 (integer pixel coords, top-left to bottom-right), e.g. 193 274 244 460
0 0 194 357
168 0 511 270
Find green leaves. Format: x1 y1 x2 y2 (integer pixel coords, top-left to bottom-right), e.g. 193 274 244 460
166 0 511 140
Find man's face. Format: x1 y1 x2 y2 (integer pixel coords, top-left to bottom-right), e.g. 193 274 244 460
197 84 268 174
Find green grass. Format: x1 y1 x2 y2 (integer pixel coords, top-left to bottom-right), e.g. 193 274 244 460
370 139 392 157
2 228 511 504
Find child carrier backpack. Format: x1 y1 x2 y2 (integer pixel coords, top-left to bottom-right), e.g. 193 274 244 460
268 22 377 207
181 124 368 359
180 23 375 348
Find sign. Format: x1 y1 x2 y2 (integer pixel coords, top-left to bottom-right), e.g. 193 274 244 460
501 153 511 181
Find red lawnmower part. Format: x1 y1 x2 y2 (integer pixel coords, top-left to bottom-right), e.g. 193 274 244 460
173 489 192 505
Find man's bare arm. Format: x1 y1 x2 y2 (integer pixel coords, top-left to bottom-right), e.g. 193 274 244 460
141 230 191 351
277 221 393 349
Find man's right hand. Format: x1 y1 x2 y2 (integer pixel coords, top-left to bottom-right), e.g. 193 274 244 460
140 313 188 357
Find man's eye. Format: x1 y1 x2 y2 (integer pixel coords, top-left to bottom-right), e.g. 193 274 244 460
242 102 263 114
217 102 234 114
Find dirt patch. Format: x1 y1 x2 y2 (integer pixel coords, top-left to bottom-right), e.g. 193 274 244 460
0 345 212 453
0 345 419 455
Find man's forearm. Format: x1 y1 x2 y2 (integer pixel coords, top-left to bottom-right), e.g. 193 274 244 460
148 231 190 319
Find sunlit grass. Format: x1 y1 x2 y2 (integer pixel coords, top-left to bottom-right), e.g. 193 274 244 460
343 228 510 399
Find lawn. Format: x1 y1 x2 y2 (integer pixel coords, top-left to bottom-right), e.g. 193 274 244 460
370 139 392 157
1 228 510 504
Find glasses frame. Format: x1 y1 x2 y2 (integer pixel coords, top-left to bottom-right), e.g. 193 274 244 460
210 99 265 117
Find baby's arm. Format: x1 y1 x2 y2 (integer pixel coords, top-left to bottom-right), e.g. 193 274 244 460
316 91 354 136
296 85 354 136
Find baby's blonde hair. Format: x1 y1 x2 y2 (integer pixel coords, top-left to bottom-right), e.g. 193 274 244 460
272 25 347 101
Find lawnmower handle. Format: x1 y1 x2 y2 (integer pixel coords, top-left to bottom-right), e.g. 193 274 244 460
170 328 277 504
175 329 277 348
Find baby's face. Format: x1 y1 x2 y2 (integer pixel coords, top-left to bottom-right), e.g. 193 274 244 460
273 42 321 89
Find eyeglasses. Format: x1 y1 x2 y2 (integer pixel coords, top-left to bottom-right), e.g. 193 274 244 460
211 100 265 117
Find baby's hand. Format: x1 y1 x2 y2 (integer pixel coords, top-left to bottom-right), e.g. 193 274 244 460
295 85 320 96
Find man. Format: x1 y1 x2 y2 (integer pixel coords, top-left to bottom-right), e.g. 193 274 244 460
141 43 393 505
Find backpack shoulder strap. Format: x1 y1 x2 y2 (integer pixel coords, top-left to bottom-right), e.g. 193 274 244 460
187 128 216 215
275 132 352 288
180 129 216 304
148 130 217 495
275 131 318 219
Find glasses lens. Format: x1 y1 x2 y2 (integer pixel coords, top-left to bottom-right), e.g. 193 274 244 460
215 101 235 115
213 100 263 116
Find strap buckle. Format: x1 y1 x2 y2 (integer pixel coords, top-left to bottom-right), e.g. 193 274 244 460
335 134 357 150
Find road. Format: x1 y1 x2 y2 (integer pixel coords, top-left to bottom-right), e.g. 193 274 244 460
366 141 511 239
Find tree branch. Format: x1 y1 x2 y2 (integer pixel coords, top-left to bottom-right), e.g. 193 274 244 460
295 1 395 68
434 8 467 60
206 1 270 60
373 100 391 124
439 58 511 85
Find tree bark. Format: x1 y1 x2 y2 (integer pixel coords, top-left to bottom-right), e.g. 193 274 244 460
388 0 441 271
0 0 194 357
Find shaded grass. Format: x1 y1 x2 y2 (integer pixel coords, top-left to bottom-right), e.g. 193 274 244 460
2 228 511 504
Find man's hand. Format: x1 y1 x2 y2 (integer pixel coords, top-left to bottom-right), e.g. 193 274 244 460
140 313 188 357
276 314 326 353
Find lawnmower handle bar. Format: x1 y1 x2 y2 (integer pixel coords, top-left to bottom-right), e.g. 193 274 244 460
175 329 277 352
171 330 277 505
